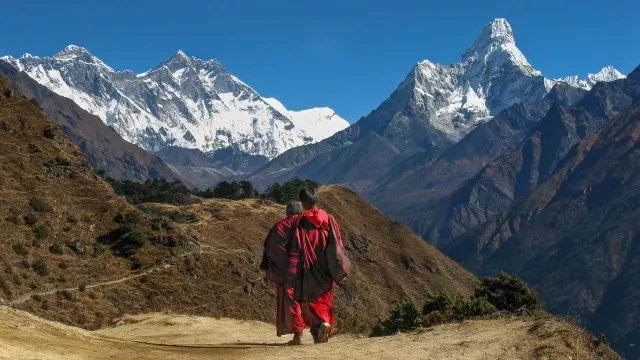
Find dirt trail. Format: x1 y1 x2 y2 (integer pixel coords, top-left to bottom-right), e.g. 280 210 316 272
8 244 250 306
0 306 603 360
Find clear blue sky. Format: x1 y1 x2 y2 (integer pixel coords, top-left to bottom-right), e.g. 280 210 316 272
1 0 637 122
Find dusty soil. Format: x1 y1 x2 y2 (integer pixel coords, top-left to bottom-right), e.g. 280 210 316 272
0 306 616 360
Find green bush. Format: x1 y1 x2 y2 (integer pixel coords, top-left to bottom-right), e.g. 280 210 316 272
32 224 48 239
12 242 29 257
371 273 540 337
114 210 141 227
106 178 195 205
29 197 52 212
56 290 74 301
124 227 148 247
474 272 540 312
23 213 37 225
263 178 320 204
49 243 64 255
32 259 48 276
371 298 420 336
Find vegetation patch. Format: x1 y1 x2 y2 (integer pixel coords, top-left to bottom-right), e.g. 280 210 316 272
23 213 37 225
32 224 49 239
49 242 64 255
12 242 29 257
31 259 49 276
371 272 541 337
29 197 52 212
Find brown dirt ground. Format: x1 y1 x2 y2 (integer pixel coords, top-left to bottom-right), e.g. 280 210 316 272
0 306 617 360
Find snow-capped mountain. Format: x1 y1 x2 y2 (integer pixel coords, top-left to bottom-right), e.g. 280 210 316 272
262 97 349 143
1 47 348 159
383 18 624 142
556 65 626 90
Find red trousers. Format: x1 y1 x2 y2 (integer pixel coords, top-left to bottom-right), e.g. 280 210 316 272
302 290 334 337
276 285 333 337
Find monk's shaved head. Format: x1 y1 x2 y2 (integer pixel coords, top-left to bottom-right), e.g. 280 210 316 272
286 201 303 216
299 188 317 209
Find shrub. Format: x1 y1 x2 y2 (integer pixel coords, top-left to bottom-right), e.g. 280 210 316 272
5 213 20 224
56 290 74 301
28 143 41 153
263 178 321 204
371 298 420 337
0 278 13 298
32 259 48 276
474 272 541 312
23 213 37 225
49 243 64 255
106 178 194 205
371 273 540 338
12 242 29 257
33 224 49 239
167 210 197 224
29 197 52 212
43 126 56 139
124 227 148 247
66 214 78 223
114 210 141 227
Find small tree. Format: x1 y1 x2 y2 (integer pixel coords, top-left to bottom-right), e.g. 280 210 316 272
474 272 541 312
239 180 255 199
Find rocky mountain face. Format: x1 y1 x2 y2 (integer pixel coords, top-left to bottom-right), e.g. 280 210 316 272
249 18 624 189
0 59 180 183
447 82 640 359
1 47 349 160
414 69 640 250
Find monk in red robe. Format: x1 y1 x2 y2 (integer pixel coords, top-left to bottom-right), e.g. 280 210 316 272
260 201 305 345
287 188 351 344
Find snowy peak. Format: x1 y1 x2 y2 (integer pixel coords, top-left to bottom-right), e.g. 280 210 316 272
464 18 515 55
263 97 349 142
3 46 349 159
556 65 626 90
462 18 537 76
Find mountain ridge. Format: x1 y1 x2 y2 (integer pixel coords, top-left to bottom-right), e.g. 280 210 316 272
2 47 349 159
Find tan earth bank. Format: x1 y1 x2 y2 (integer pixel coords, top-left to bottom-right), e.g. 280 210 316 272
0 306 613 360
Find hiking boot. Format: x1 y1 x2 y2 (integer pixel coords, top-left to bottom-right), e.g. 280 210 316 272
314 323 331 344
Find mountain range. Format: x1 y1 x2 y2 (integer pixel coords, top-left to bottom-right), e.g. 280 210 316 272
247 18 624 189
1 16 636 358
1 47 349 160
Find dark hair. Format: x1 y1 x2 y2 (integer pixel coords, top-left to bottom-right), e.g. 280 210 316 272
299 188 317 206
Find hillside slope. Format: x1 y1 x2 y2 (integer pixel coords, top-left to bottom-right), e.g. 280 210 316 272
0 75 475 332
0 60 180 183
0 307 619 360
449 94 640 359
0 73 196 327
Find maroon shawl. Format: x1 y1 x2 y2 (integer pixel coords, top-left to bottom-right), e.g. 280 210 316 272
260 215 299 284
288 209 351 302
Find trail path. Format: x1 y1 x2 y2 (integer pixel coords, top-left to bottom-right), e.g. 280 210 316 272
8 243 252 305
0 307 594 360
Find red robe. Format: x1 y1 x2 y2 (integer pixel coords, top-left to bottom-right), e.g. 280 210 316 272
260 215 305 336
287 209 350 335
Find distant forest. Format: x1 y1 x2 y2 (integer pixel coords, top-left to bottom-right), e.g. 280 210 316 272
104 176 320 206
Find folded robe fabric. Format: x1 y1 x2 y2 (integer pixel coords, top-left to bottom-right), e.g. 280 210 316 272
288 209 351 303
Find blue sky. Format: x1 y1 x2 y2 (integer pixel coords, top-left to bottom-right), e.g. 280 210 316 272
2 0 637 122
